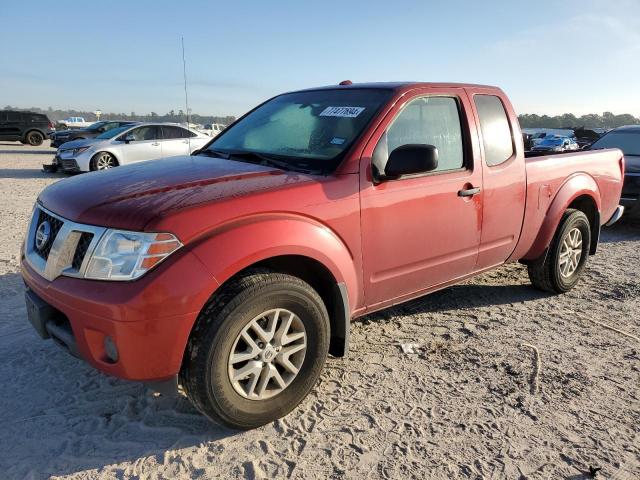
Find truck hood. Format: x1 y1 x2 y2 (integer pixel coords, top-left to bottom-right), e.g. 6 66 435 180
38 155 312 230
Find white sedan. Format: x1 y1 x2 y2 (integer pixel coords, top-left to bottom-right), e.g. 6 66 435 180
55 123 211 172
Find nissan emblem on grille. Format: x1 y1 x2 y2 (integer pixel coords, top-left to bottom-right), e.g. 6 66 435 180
35 220 51 251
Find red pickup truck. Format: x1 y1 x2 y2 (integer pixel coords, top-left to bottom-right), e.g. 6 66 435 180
21 82 624 429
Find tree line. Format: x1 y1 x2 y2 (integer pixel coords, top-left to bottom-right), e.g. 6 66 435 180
3 105 236 126
518 112 640 129
4 105 640 129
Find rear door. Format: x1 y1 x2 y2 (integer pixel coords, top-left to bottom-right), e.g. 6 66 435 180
360 88 484 308
0 112 23 139
159 126 192 157
118 125 162 164
469 89 526 269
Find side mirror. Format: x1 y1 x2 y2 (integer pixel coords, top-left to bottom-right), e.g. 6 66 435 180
121 134 135 143
384 144 439 178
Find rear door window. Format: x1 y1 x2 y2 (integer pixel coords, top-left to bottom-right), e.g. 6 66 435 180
161 126 194 139
474 95 514 166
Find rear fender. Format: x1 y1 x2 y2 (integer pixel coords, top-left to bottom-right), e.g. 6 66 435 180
523 174 601 261
188 214 359 319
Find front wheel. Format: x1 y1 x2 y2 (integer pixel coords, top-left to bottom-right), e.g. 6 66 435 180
528 209 591 293
90 152 118 170
180 270 330 429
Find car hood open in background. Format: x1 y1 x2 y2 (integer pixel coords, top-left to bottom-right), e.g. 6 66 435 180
38 155 314 230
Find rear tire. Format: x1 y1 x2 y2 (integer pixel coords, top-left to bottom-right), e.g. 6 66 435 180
180 270 330 430
528 209 591 293
25 131 44 146
90 152 118 170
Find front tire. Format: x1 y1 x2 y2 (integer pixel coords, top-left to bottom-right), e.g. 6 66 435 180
528 209 591 293
90 151 118 170
25 130 44 146
180 270 330 430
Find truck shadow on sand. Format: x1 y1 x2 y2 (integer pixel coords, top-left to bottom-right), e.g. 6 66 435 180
362 282 551 323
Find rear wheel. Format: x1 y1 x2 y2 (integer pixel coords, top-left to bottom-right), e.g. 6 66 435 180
25 131 44 146
90 152 118 170
528 209 591 293
180 270 330 429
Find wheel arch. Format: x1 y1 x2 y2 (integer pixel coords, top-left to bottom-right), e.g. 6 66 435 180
522 174 601 261
185 216 360 358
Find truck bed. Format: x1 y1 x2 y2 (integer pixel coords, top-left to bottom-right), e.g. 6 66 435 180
511 148 624 261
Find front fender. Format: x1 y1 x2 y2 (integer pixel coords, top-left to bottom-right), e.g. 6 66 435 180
187 213 360 315
522 174 601 261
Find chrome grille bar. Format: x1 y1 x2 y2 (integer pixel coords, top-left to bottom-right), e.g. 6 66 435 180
24 205 107 281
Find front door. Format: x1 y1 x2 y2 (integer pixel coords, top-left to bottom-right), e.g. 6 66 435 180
360 88 483 309
120 125 162 164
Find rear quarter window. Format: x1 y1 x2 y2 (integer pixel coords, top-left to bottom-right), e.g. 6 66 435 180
474 95 514 166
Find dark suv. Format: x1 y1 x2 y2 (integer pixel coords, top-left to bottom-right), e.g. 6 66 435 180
589 125 640 217
0 110 54 146
50 121 138 148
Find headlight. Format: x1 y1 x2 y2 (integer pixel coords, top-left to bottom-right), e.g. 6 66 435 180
72 146 91 156
552 146 563 152
84 230 182 281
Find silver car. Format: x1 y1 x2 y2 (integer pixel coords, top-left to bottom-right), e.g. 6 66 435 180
55 123 211 172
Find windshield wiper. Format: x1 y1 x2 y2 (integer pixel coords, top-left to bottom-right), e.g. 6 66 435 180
225 150 324 174
196 149 229 159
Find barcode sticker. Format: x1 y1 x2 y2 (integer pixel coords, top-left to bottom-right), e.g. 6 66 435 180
319 106 365 118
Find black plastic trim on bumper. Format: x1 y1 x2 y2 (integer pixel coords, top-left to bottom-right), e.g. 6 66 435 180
24 288 80 357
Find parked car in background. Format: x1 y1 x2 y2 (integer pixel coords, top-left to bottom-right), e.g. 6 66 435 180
531 135 580 153
589 125 640 216
54 123 210 172
201 123 227 137
51 121 138 148
57 117 94 129
573 127 605 149
0 110 54 146
22 82 624 429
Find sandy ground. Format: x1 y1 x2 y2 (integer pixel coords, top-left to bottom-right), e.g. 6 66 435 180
0 142 638 480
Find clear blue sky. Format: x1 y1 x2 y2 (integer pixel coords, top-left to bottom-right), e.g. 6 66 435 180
1 0 639 117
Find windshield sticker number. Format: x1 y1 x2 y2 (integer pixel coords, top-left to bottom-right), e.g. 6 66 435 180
330 137 346 145
319 106 365 118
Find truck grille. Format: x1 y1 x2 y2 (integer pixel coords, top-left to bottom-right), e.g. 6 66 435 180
24 206 106 281
34 210 64 260
72 232 94 270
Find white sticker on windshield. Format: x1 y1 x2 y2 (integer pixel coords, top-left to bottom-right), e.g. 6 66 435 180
319 106 365 118
330 137 346 145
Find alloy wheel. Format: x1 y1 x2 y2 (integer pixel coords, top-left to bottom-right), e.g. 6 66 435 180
559 227 582 278
228 308 307 400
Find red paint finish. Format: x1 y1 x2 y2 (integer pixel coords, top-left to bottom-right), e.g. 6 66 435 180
21 82 624 382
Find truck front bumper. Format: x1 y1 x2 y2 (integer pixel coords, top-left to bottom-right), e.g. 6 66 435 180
20 249 217 382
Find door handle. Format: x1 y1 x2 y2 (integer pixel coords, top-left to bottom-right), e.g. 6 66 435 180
151 142 160 146
458 187 481 197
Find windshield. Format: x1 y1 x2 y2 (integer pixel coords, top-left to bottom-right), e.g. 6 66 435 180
204 89 393 171
96 125 130 139
590 131 640 156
